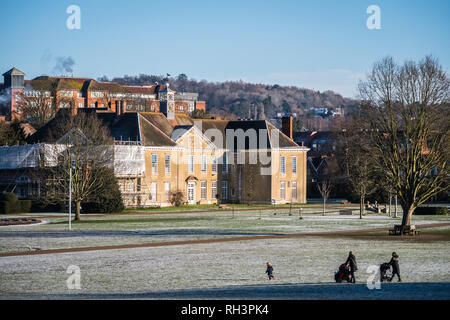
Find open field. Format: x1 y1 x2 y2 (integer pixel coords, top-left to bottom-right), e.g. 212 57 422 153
0 207 449 299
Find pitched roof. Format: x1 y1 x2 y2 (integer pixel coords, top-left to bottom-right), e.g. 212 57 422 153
267 122 301 148
88 80 123 92
137 114 177 147
122 85 156 94
174 114 195 125
27 110 77 143
26 77 91 92
138 112 176 137
171 125 193 141
110 113 140 142
3 67 25 76
192 119 229 149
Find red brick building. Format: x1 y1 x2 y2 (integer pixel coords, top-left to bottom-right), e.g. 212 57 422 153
0 67 206 121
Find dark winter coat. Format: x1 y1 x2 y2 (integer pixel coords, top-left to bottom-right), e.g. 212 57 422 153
389 255 400 273
346 254 358 272
266 265 274 275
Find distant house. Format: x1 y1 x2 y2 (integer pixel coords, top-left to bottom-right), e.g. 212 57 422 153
281 116 338 196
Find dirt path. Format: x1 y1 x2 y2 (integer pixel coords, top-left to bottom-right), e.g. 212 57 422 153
11 205 359 220
1 222 449 258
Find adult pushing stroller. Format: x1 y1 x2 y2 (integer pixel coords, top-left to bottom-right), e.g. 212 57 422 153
334 263 352 283
380 262 392 282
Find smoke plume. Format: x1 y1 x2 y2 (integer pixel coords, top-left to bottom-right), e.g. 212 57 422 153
53 56 75 75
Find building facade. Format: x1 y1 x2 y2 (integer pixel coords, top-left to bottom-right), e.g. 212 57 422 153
0 67 206 122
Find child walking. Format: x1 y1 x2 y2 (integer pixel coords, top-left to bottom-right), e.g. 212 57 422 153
266 262 275 280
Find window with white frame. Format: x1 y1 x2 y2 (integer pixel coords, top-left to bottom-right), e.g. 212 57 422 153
280 156 286 174
292 181 297 200
164 182 170 201
222 154 228 173
60 91 73 97
201 181 207 199
151 182 157 202
212 181 217 199
78 103 83 108
91 91 104 98
280 181 286 200
152 154 157 174
222 180 228 200
201 155 207 173
212 156 217 174
165 154 171 174
292 156 297 174
188 155 194 173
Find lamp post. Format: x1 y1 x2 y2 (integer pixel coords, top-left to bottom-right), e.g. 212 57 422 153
68 163 75 231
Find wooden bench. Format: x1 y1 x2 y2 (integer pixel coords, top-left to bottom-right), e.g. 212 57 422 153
389 225 421 236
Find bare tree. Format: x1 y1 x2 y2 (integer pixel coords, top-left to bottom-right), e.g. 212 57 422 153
358 56 450 228
337 117 377 219
16 90 57 129
40 112 114 221
317 179 332 215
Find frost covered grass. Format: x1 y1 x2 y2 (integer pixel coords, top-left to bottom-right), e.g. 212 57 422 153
0 209 449 299
0 236 449 299
0 211 448 253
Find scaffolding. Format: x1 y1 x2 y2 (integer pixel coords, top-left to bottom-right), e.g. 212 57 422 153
0 144 150 207
114 144 151 207
0 145 42 195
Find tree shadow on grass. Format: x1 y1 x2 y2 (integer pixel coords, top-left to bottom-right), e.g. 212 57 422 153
4 282 450 300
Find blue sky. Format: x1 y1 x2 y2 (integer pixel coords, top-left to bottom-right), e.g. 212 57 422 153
0 0 448 98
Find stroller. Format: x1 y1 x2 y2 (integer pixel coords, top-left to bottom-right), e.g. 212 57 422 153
380 262 392 282
334 263 352 283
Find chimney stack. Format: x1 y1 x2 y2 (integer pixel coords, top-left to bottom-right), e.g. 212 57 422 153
281 116 293 139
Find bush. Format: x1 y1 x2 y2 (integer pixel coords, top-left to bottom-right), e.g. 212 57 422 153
19 200 32 213
0 192 18 203
0 201 11 214
414 207 448 216
82 196 125 213
169 191 184 207
81 167 124 213
0 193 24 214
31 199 65 212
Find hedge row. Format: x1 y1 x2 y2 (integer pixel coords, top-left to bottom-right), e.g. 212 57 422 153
0 192 65 214
30 199 65 213
0 200 32 215
414 207 448 216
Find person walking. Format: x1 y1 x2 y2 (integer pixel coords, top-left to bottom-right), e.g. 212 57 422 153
266 262 275 280
345 251 358 283
388 252 401 282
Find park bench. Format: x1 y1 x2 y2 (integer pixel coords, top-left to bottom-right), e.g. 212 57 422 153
389 225 421 236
